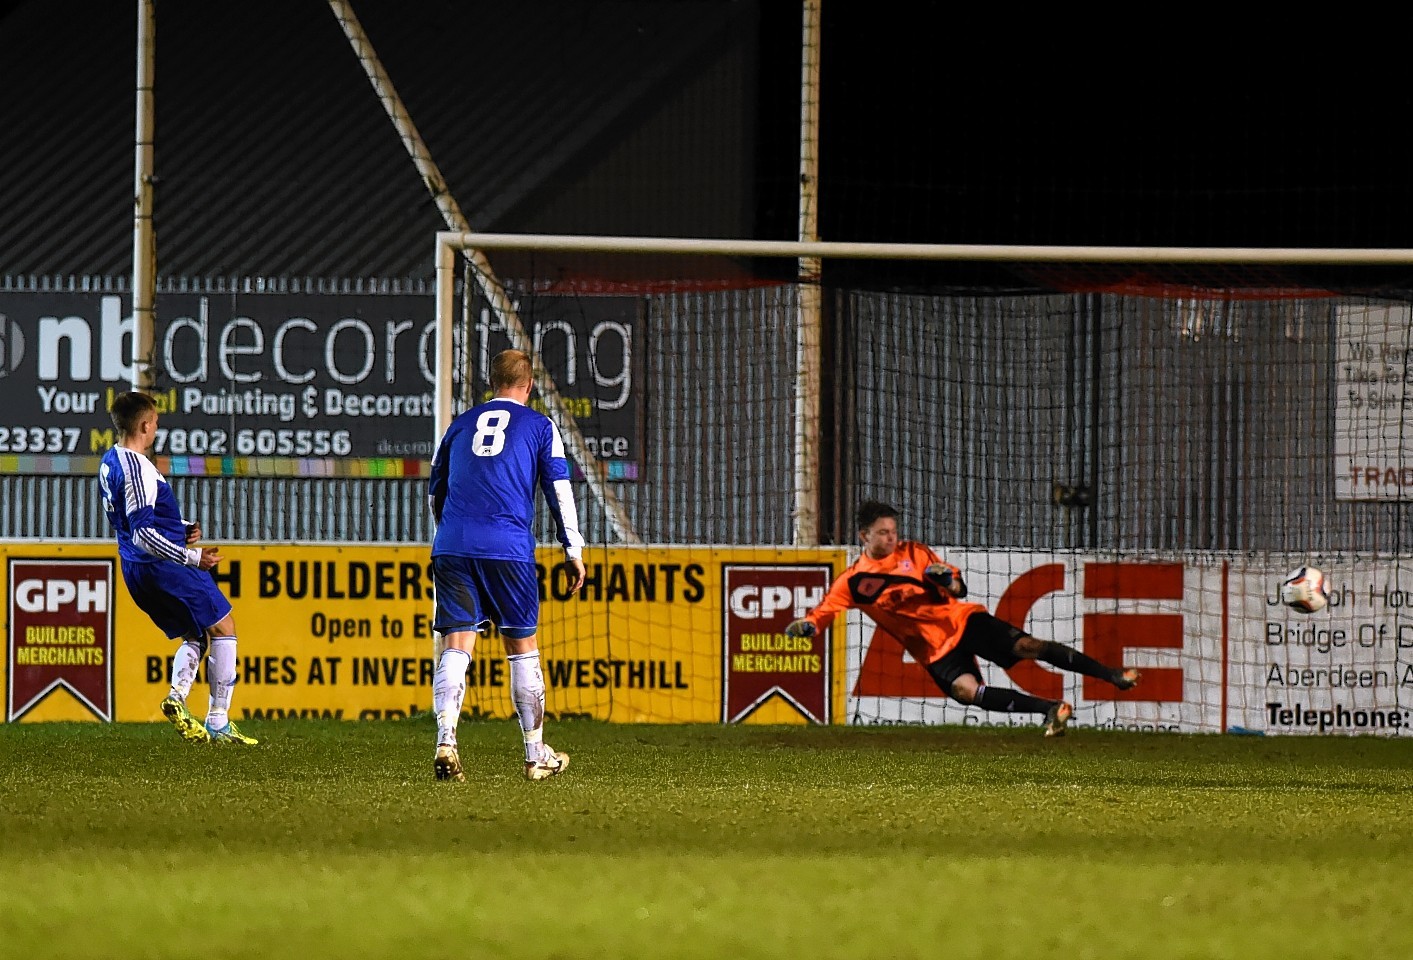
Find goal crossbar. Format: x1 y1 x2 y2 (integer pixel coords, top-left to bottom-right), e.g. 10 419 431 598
438 232 1413 265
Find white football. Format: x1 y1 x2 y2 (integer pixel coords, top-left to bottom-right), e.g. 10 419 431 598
1281 565 1329 614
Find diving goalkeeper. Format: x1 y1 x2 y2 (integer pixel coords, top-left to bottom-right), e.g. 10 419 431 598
787 500 1140 736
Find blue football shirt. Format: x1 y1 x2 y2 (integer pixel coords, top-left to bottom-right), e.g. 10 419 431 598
98 444 199 567
428 397 583 562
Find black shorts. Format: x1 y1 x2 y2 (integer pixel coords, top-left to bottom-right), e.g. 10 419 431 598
924 612 1026 691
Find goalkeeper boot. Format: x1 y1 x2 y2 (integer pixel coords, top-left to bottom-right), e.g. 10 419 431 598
1043 701 1073 738
1113 668 1142 691
159 695 211 744
434 744 465 783
524 745 570 782
206 720 259 745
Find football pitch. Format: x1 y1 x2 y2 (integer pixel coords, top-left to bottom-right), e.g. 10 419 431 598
2 719 1410 960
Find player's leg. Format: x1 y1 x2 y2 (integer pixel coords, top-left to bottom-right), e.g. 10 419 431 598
429 556 485 782
123 561 212 743
941 614 1073 735
927 647 1056 715
483 559 568 781
1008 620 1139 736
168 635 205 703
502 634 567 780
145 561 257 746
202 611 257 745
432 630 475 782
160 633 210 743
1010 625 1141 690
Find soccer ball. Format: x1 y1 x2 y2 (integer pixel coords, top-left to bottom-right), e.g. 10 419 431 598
1280 565 1329 613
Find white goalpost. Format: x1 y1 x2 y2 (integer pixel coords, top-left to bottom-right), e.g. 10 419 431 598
429 231 1413 734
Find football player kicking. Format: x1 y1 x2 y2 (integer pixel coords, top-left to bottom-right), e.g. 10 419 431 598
787 500 1140 736
427 349 587 782
99 391 257 745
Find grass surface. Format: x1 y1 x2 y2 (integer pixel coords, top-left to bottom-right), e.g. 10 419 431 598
2 719 1411 960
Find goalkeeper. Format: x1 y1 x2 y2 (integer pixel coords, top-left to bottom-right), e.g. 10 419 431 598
787 500 1140 736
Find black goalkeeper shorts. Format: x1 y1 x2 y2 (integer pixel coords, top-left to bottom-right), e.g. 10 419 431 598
924 612 1027 690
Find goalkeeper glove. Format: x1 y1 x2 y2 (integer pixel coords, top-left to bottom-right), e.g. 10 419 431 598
924 564 954 588
784 618 816 638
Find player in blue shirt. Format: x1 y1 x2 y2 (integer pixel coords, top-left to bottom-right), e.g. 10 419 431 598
428 349 586 782
99 391 256 745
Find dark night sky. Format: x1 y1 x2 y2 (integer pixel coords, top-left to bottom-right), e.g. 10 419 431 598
762 6 1413 250
744 7 1413 290
2 1 1409 290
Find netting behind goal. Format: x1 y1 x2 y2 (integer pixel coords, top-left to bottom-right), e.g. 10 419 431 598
442 239 1413 734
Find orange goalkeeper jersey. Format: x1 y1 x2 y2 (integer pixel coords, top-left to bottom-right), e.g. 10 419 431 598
803 540 986 665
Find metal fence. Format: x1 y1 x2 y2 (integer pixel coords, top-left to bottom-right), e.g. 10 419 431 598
841 289 1413 556
6 282 1412 556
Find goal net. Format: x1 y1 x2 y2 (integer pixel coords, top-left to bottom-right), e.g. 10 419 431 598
435 232 1413 736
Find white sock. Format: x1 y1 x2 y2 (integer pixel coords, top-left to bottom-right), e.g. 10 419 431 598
205 636 238 730
168 639 204 701
508 651 546 762
434 648 471 747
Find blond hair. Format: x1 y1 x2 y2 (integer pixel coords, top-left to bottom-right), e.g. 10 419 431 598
490 349 533 390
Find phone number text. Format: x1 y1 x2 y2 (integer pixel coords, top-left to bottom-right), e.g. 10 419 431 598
151 428 354 457
0 426 352 457
0 426 82 453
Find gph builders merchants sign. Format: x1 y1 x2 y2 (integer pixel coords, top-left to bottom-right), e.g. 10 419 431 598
721 564 832 723
7 558 114 721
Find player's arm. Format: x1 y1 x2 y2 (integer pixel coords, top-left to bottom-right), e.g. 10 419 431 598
120 452 202 567
924 559 967 598
427 429 450 525
785 574 853 637
538 420 586 592
180 520 221 568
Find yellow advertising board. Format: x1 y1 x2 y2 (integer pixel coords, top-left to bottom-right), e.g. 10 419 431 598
2 542 845 725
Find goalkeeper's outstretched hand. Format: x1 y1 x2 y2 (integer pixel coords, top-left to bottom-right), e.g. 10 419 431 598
924 563 954 588
784 618 816 638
